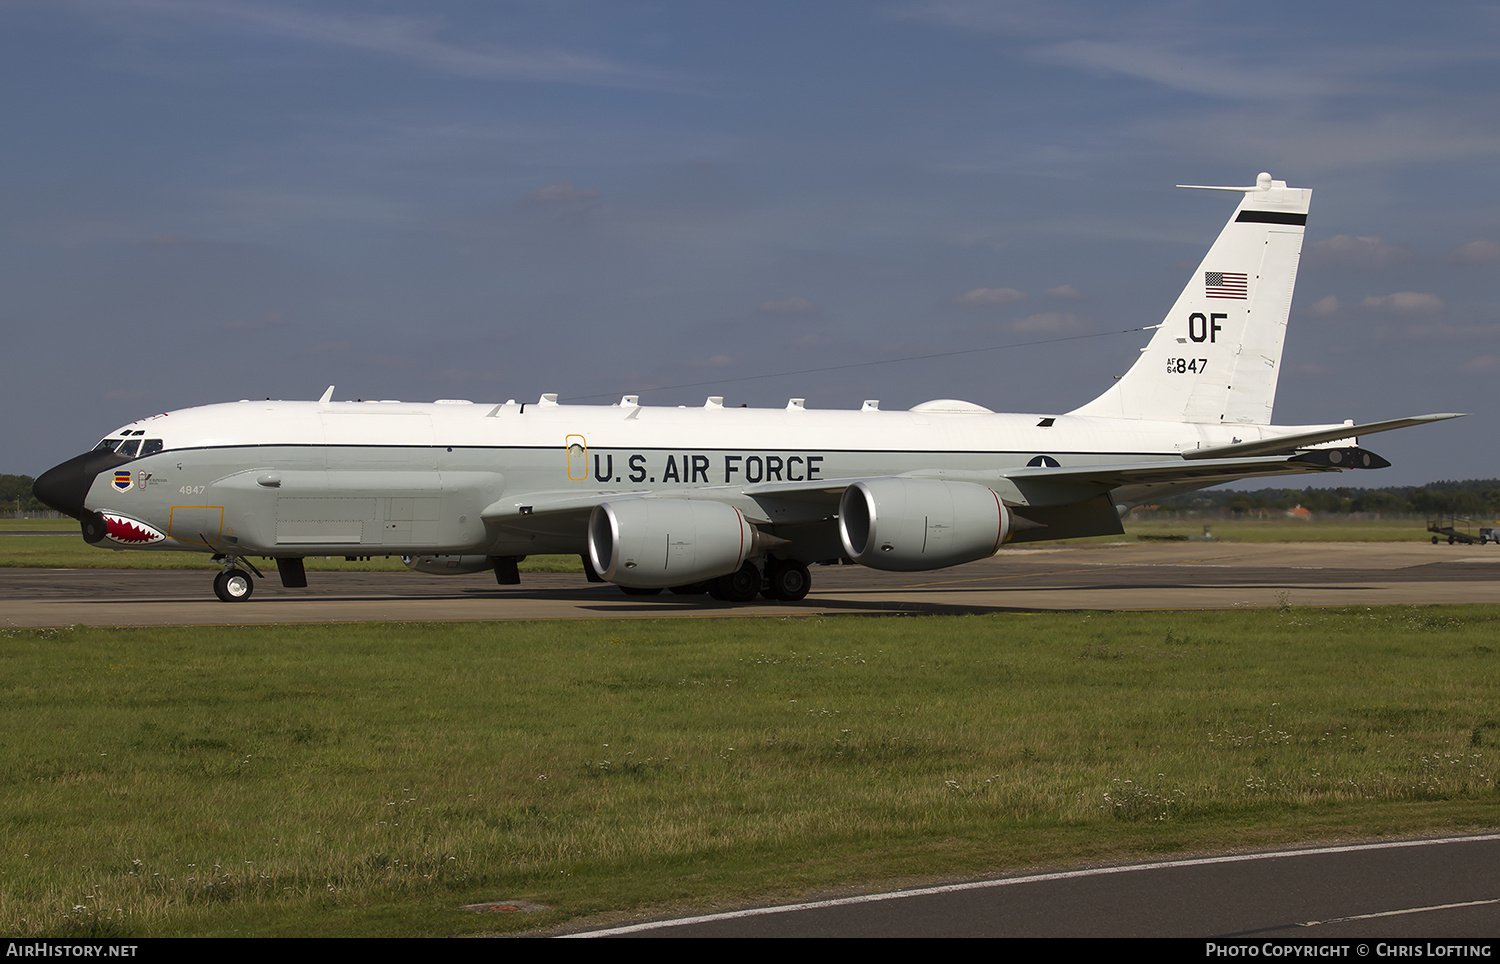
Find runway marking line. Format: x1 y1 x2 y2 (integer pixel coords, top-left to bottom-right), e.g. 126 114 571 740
1298 897 1500 927
561 834 1500 938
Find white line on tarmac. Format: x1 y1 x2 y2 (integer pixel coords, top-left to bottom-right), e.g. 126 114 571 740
562 834 1500 938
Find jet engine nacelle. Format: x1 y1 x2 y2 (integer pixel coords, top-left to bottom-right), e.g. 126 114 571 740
838 478 1010 571
402 554 494 575
588 499 757 588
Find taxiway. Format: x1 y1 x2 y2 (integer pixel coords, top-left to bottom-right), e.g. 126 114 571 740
2 541 1495 628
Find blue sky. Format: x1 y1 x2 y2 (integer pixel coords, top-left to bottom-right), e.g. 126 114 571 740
4 0 1497 485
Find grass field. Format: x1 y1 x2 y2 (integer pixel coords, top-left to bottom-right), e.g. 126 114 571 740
1 607 1496 937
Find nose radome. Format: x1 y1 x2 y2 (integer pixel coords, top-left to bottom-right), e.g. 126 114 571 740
33 450 131 519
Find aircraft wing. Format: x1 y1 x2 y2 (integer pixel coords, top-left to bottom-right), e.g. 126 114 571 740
741 449 1386 509
479 490 638 540
483 491 644 521
484 446 1391 527
481 484 844 533
481 479 868 540
1184 413 1465 460
476 441 1397 551
484 480 867 518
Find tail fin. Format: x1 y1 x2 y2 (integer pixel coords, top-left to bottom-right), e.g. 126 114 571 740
1070 173 1311 425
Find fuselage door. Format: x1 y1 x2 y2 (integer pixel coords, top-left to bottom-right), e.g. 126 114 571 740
566 435 587 481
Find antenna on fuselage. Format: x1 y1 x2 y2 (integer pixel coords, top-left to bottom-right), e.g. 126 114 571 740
318 385 335 407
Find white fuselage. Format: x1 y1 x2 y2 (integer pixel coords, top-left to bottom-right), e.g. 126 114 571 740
85 396 1330 558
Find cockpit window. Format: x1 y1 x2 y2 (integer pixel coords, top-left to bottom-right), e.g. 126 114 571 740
92 436 164 458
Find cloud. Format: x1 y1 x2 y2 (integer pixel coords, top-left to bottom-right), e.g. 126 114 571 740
1396 321 1500 340
104 0 683 90
691 354 734 368
1029 38 1329 101
1011 312 1082 333
1459 355 1500 373
1308 235 1408 269
1309 295 1342 317
955 287 1026 306
1134 103 1500 174
1451 240 1500 265
1046 285 1084 300
757 297 817 316
901 1 1487 110
1361 292 1445 314
1307 292 1446 318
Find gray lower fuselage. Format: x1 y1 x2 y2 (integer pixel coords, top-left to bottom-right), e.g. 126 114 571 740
82 439 1169 561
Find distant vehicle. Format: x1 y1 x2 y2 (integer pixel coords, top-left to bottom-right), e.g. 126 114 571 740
35 174 1464 602
1428 518 1499 545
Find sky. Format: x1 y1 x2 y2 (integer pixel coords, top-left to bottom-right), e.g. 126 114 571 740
4 0 1497 486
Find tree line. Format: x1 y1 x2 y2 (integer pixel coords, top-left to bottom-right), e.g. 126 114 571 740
1 474 48 512
1149 479 1500 519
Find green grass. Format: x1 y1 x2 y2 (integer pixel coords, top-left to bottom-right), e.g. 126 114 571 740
0 518 77 533
1 607 1496 936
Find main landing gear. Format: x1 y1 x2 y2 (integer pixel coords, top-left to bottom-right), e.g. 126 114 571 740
764 558 811 601
708 561 762 602
618 557 812 603
709 558 812 602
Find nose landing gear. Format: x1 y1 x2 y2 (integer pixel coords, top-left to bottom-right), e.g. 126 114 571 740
213 568 254 602
211 555 263 602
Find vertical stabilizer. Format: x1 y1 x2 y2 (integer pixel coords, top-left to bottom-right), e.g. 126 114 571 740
1070 173 1310 425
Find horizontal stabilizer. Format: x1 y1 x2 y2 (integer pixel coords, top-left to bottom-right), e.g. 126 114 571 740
1184 413 1466 460
1002 451 1384 496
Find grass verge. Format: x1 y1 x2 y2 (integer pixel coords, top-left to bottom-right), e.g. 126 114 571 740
1 606 1496 936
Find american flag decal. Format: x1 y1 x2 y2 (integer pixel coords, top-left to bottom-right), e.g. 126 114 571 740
1205 271 1248 300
